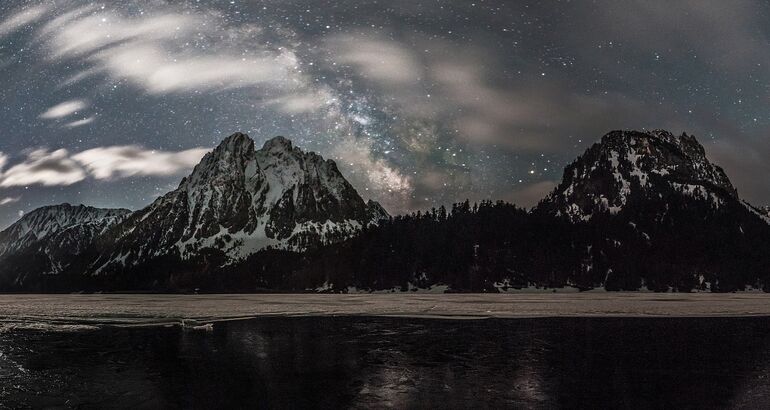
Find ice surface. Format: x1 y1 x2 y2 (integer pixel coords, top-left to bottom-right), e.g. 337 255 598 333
2 293 770 331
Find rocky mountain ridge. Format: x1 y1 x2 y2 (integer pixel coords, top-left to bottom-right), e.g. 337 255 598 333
85 133 388 274
2 129 770 293
536 129 737 221
0 204 130 256
0 204 130 284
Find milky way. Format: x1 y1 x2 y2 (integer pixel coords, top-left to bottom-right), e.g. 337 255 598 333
1 0 769 228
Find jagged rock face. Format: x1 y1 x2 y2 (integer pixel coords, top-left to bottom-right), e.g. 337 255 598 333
91 133 388 272
4 128 770 293
366 199 390 224
0 204 130 275
537 129 738 221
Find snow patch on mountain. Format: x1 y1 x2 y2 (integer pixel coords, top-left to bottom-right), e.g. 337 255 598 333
537 129 737 221
0 204 131 274
89 133 389 273
0 204 130 258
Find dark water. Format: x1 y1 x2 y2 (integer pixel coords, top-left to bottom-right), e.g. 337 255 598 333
2 317 770 409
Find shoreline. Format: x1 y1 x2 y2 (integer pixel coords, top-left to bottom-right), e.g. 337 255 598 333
4 293 770 330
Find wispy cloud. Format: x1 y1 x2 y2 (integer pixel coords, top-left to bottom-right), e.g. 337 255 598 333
0 196 20 206
64 117 96 128
46 12 198 58
0 4 49 39
72 146 211 180
264 90 337 114
37 7 303 96
0 145 210 189
0 149 86 188
326 35 424 86
95 44 296 94
39 99 89 119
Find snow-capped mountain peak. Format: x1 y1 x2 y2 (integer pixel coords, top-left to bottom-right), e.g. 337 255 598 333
537 129 737 221
0 204 131 276
0 204 130 256
89 133 389 273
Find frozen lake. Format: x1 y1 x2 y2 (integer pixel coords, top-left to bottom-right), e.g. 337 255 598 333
2 292 770 330
3 294 770 407
2 314 770 408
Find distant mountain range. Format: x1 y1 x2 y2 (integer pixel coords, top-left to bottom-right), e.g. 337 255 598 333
2 130 769 293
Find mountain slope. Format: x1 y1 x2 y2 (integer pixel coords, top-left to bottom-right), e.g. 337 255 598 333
536 129 737 221
0 204 130 288
3 128 769 293
232 129 770 293
0 204 130 259
533 129 770 291
87 133 388 274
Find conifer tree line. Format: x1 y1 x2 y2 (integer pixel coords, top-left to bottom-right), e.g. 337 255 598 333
5 194 770 293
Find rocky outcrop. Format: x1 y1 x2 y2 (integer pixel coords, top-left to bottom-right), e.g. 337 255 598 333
537 130 736 221
87 133 388 274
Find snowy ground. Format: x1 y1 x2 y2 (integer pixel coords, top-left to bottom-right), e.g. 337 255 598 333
3 293 770 330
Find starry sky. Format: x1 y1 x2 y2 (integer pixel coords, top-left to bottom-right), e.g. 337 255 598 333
1 0 769 228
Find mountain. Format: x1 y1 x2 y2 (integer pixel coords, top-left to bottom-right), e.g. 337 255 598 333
0 204 130 289
530 129 770 291
0 204 130 259
220 129 770 293
2 128 770 293
536 129 737 221
82 133 388 275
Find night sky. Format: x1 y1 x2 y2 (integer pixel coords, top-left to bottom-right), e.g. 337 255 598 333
1 0 769 228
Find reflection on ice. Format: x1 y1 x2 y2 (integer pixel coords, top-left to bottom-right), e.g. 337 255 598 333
2 299 770 407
